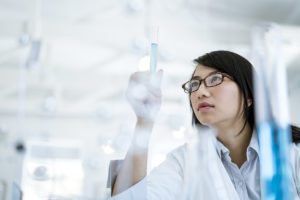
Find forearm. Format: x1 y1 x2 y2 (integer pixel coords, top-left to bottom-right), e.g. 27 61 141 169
112 119 153 196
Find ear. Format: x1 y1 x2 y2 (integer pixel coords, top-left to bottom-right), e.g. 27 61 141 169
247 99 253 107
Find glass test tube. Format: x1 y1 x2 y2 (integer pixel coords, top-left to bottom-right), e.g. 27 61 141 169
150 26 159 73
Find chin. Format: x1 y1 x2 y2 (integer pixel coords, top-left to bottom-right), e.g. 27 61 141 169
197 117 216 126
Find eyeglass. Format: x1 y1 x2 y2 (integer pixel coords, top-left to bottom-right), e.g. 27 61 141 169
182 72 233 93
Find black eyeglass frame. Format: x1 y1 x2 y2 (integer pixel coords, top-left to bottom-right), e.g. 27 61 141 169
182 72 233 94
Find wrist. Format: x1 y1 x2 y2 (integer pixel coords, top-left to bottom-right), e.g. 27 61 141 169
136 118 154 129
131 118 154 151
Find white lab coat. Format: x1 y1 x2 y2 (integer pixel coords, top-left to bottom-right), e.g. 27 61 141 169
108 141 300 200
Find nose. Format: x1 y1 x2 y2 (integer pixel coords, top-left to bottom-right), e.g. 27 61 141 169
195 82 210 99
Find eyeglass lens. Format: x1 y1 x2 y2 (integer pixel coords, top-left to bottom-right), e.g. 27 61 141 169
187 73 223 92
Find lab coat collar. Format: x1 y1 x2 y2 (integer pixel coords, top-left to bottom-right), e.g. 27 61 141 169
248 130 259 155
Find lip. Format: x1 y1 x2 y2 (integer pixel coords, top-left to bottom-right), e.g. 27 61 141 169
197 102 214 111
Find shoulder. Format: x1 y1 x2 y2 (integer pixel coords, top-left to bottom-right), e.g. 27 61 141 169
291 142 300 195
291 142 300 160
291 142 300 158
167 143 188 161
160 143 188 174
290 142 300 178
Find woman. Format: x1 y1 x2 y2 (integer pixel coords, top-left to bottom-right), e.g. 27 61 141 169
109 50 300 199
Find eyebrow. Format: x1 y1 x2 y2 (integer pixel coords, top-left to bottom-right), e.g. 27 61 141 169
191 70 218 80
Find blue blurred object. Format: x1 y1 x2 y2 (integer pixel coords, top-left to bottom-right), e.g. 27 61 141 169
252 24 294 200
257 122 292 199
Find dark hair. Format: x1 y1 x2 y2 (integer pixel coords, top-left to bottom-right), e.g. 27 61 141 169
190 50 300 143
291 125 300 143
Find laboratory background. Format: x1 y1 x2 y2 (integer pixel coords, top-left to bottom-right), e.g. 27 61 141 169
0 0 300 199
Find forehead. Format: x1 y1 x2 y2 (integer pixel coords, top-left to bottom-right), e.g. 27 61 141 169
193 64 217 77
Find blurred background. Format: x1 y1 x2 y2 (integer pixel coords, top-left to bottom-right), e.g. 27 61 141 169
0 0 300 199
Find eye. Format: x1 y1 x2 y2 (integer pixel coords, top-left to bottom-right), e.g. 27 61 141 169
189 80 200 92
191 81 199 87
211 76 221 83
206 74 222 86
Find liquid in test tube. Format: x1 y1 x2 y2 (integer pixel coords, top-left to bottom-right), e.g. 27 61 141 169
150 27 159 73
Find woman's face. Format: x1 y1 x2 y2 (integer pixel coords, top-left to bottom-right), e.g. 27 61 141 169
190 64 245 128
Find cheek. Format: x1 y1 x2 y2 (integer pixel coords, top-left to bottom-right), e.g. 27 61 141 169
215 86 242 114
190 94 198 111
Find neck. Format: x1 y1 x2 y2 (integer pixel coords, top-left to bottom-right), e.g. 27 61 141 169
215 120 252 168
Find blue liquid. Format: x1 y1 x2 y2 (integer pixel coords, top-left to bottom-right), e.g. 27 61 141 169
150 43 158 73
258 122 293 200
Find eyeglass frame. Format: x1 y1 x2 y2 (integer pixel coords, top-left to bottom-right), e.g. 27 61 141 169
182 71 233 94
